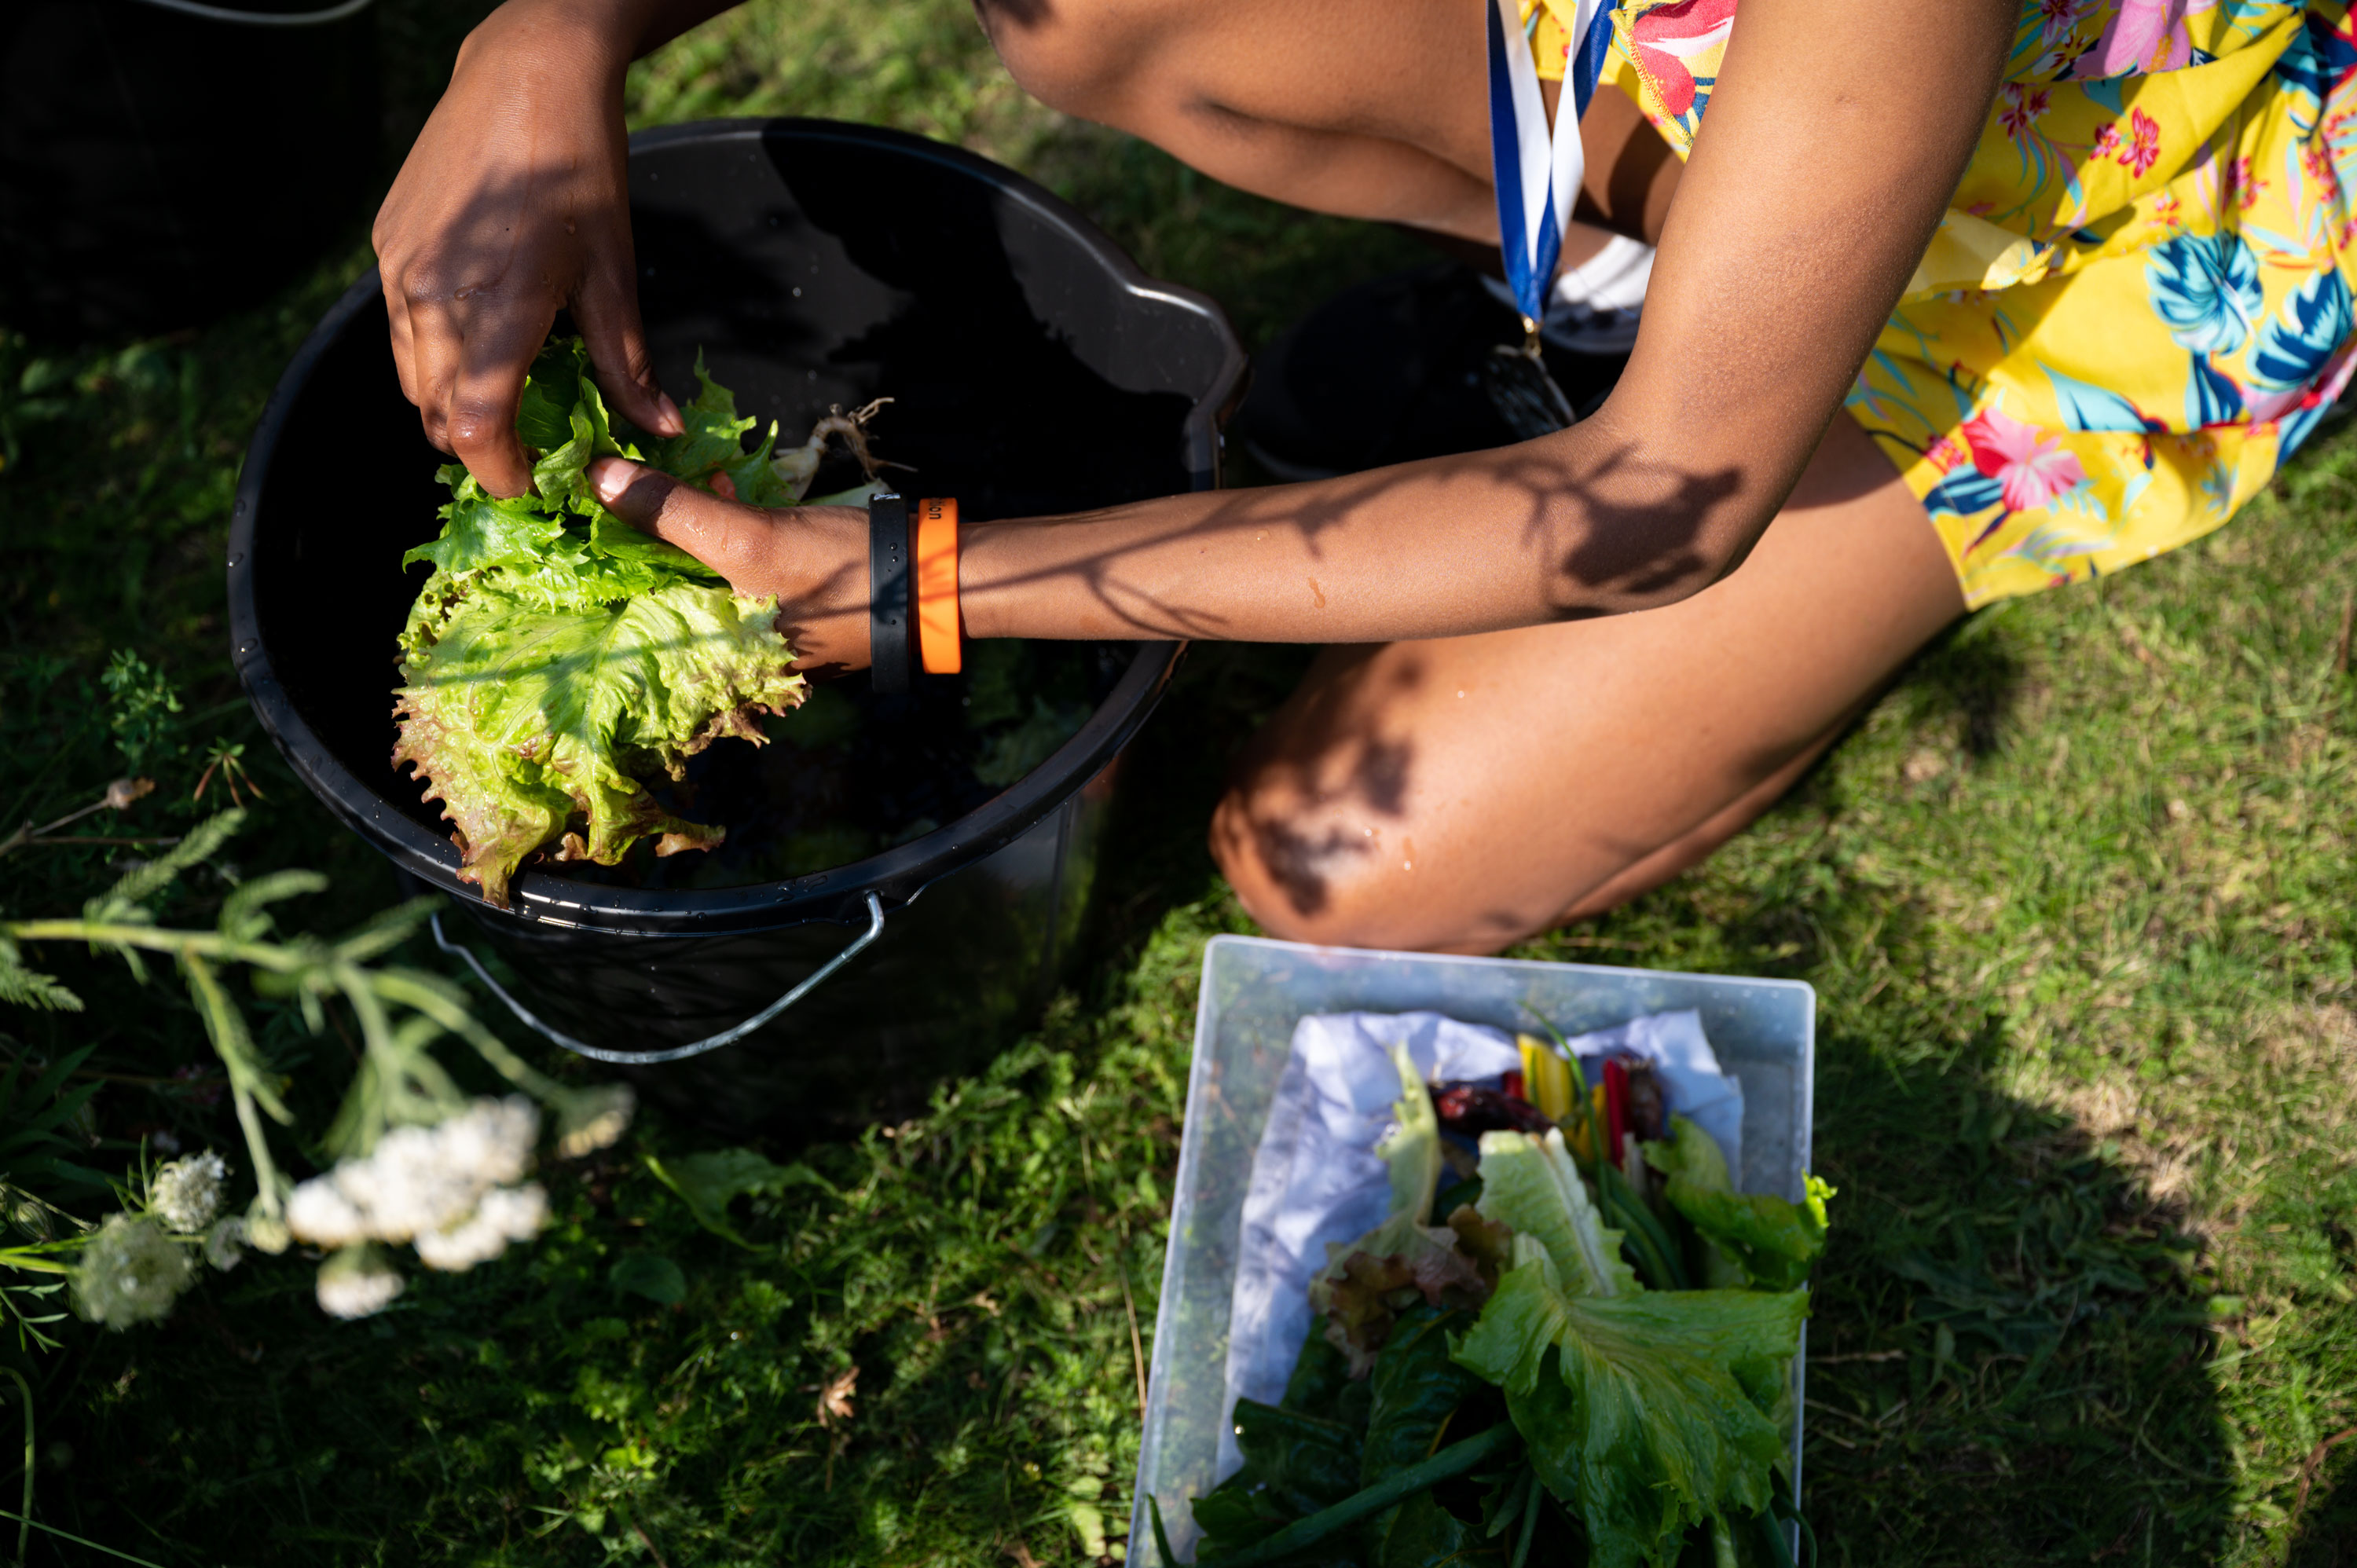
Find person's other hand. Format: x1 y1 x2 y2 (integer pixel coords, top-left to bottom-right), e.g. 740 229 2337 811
588 457 873 673
375 0 684 498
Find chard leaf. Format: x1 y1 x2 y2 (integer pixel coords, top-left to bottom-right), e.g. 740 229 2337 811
1368 1491 1497 1568
1282 1327 1361 1425
1358 1306 1491 1566
1358 1304 1484 1488
1189 1475 1296 1557
1234 1398 1365 1519
1472 1129 1638 1299
1644 1117 1832 1292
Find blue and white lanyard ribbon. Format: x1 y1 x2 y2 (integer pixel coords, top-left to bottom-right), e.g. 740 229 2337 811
1486 0 1613 338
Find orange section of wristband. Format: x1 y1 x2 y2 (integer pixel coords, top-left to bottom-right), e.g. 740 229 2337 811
914 496 962 675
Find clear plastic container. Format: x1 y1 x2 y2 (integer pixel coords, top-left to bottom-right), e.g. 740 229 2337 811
1131 935 1817 1564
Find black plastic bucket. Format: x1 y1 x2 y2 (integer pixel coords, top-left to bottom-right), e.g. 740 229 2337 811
0 0 379 339
228 119 1243 1135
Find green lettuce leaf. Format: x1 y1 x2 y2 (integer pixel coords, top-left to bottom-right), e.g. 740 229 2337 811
1472 1129 1639 1299
400 472 567 579
645 352 801 507
1453 1126 1808 1566
392 339 819 907
1376 1044 1441 1227
394 573 805 906
1453 1248 1805 1568
1643 1117 1833 1292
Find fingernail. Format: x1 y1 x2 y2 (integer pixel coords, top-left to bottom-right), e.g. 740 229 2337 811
588 456 637 504
654 392 684 435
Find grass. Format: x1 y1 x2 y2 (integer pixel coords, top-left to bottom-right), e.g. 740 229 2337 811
0 0 2353 1562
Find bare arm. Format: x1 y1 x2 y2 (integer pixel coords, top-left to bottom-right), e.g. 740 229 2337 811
594 0 2012 661
373 0 740 496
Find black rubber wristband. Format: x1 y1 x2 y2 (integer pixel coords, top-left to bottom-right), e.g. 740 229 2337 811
868 493 912 694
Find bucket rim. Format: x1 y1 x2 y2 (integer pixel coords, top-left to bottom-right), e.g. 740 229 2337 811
229 116 1241 939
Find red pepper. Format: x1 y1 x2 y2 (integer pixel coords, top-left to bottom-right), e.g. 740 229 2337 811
1601 1057 1630 1166
1501 1069 1526 1103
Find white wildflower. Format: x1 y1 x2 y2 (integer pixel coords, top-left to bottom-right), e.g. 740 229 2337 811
286 1176 370 1247
151 1150 229 1233
315 1245 404 1320
414 1182 548 1272
555 1084 636 1159
70 1214 196 1329
284 1096 541 1248
337 1123 478 1240
203 1215 246 1272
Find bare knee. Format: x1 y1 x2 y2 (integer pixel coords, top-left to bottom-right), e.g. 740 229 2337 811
1208 755 1583 958
975 0 1138 119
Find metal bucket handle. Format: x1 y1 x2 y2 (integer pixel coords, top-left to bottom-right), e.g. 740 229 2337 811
125 0 376 27
431 892 886 1064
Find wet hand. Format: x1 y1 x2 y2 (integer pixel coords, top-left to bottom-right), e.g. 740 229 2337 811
373 0 684 498
588 456 873 672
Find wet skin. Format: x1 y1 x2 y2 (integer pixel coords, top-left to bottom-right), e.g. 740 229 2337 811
379 0 2003 951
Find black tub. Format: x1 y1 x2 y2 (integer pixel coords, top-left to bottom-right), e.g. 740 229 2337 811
228 119 1244 1136
0 0 379 339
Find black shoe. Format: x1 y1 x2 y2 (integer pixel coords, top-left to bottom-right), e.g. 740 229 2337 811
1230 263 1628 481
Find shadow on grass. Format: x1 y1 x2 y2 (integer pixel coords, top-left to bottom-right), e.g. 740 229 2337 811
1515 798 2239 1563
1890 604 2027 760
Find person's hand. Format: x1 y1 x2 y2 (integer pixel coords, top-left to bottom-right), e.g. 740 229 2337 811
588 457 873 672
375 0 684 498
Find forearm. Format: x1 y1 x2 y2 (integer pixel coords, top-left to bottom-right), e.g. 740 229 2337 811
456 0 742 77
959 408 1774 644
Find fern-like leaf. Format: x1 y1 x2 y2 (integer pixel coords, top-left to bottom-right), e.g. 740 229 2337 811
0 965 80 1013
83 808 245 925
218 869 329 944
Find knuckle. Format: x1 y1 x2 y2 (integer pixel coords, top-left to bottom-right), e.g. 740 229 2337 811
444 406 509 450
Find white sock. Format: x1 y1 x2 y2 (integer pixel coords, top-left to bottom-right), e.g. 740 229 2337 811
1550 233 1654 314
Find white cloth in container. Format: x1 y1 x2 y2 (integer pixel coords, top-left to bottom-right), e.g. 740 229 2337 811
1215 1007 1744 1482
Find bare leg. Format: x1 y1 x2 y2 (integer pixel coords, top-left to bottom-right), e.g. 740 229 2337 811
980 0 1680 253
1209 413 1965 954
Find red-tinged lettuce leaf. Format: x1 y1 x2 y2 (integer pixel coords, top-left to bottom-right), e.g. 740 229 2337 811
1444 1205 1515 1291
394 573 805 907
1643 1116 1833 1292
1311 1211 1490 1376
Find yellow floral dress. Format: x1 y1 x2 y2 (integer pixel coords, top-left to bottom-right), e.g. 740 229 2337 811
1530 0 2357 606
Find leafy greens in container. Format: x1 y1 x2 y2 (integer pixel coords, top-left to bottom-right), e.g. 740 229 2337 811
391 338 881 907
1158 1034 1832 1568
